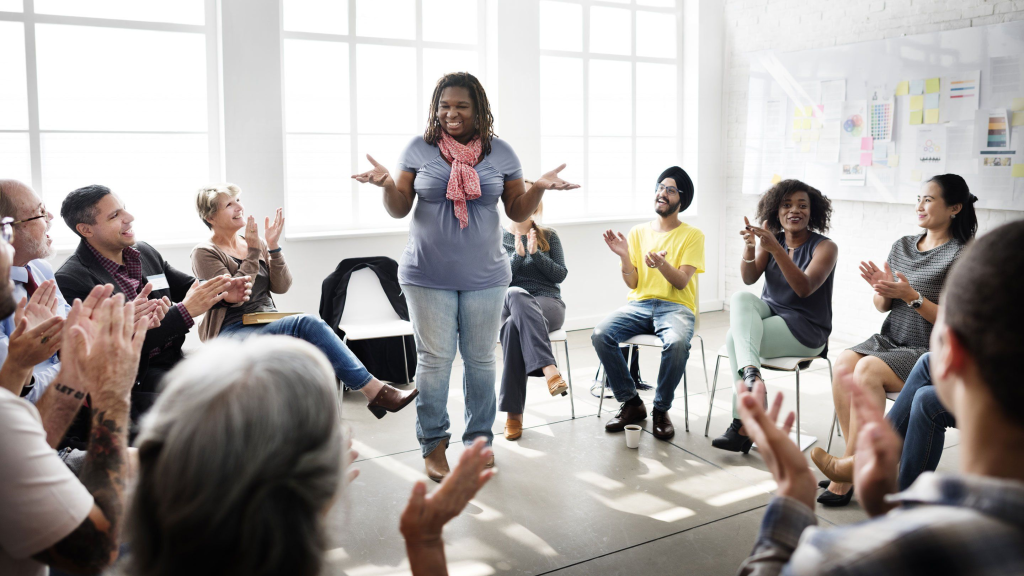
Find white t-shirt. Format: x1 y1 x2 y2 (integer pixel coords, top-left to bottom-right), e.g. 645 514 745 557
0 388 94 576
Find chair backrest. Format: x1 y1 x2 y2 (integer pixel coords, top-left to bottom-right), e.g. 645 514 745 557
338 268 403 326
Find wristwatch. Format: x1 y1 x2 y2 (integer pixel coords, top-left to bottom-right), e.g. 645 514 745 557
909 292 924 309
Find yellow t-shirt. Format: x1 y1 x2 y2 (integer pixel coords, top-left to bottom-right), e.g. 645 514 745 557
627 221 706 313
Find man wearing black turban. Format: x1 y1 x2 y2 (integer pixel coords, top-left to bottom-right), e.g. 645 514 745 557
593 166 706 440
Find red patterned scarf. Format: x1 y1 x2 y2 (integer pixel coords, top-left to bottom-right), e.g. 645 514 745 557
438 131 482 229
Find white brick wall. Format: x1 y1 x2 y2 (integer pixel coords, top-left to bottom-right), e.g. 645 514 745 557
722 0 1024 344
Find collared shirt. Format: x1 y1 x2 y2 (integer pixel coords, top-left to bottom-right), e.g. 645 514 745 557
739 472 1024 576
1 260 71 403
84 244 194 356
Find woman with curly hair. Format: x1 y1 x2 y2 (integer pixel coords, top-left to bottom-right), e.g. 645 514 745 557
712 179 838 454
352 72 577 481
811 174 977 507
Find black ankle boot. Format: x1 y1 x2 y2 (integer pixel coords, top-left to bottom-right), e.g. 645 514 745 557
712 418 753 454
742 366 762 391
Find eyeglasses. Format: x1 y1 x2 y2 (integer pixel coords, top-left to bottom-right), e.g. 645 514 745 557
1 217 14 244
655 183 680 196
12 212 48 225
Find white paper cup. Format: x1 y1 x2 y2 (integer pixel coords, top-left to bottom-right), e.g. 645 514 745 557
624 424 642 449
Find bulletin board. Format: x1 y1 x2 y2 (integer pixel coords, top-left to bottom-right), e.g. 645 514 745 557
741 20 1024 210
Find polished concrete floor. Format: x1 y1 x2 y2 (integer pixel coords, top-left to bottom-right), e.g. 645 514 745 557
325 311 961 576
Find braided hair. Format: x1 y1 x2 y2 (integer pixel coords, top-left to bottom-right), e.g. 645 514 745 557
423 72 495 162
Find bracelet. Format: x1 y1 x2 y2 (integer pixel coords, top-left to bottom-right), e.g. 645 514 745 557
268 247 282 254
742 257 755 263
621 268 636 276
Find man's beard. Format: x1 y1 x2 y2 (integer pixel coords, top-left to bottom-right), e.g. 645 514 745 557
21 234 53 262
655 198 680 216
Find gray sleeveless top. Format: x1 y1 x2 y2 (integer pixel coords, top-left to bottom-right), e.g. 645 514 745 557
761 232 835 349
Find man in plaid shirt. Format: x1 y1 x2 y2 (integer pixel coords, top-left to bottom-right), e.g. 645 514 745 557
736 219 1024 576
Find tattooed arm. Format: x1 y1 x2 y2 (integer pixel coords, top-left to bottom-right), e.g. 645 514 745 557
35 377 88 448
31 290 147 574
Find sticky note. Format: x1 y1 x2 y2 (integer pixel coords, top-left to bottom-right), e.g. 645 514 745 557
793 119 802 130
924 93 939 109
802 118 812 129
888 154 900 167
801 142 812 153
802 106 812 117
925 109 939 124
771 174 782 184
808 130 821 141
910 95 924 111
791 130 801 142
925 78 940 93
861 137 874 151
860 152 873 166
910 111 923 125
911 169 922 182
910 79 925 95
895 81 910 96
1013 164 1024 178
1012 98 1024 112
1012 111 1024 127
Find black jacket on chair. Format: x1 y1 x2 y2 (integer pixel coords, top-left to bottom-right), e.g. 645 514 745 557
319 256 415 384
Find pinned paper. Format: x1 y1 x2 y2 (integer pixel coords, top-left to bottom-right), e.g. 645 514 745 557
925 109 940 124
860 152 873 166
910 80 925 95
888 154 900 167
802 118 812 129
1013 98 1024 112
771 174 783 184
910 169 922 182
925 78 940 94
1012 111 1024 127
861 137 874 150
807 130 821 141
895 81 910 96
924 93 939 109
801 142 812 153
802 105 812 117
793 119 802 130
910 95 924 111
910 111 923 125
1013 164 1024 178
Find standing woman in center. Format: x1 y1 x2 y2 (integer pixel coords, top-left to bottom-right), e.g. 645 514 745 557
353 72 578 482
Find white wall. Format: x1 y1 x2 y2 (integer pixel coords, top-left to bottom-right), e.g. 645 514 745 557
721 0 1024 343
49 0 727 334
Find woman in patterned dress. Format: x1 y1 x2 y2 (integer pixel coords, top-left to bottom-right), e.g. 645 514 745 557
812 174 978 506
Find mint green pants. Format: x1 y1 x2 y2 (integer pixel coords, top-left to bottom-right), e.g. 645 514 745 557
726 291 823 418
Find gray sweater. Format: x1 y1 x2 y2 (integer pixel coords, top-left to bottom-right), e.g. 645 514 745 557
502 229 567 300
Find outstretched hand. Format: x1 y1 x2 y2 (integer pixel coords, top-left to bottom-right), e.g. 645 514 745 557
602 230 629 258
352 154 394 188
735 380 817 512
533 164 580 191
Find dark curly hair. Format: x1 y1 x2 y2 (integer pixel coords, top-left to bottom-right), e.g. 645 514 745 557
755 179 832 234
423 72 495 162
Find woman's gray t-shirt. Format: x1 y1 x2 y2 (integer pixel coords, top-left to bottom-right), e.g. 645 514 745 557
396 136 523 291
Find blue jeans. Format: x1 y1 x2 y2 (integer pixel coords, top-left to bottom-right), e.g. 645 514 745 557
885 353 957 491
219 314 373 390
591 299 695 413
402 284 506 458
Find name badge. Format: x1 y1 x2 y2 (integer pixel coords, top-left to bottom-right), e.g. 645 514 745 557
147 274 170 291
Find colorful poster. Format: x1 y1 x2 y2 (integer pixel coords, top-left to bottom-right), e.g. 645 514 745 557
940 70 980 123
870 97 894 141
916 126 947 177
977 109 1013 154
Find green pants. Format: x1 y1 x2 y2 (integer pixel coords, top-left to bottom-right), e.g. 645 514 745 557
726 291 823 418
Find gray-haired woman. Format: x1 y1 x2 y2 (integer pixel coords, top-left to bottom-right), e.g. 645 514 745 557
124 336 494 576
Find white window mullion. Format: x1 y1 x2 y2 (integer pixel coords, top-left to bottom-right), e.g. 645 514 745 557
23 0 42 192
348 0 359 223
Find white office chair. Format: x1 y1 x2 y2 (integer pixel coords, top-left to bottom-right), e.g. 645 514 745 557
824 391 899 453
703 346 833 451
547 329 577 419
337 269 415 392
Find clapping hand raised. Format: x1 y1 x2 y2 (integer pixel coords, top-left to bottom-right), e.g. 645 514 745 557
859 260 891 287
352 155 393 188
265 208 284 250
644 250 668 269
743 217 784 256
527 229 538 255
533 164 580 191
865 261 917 302
8 282 65 371
602 230 629 258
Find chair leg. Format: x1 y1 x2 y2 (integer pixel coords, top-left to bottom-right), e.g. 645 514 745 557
704 355 723 437
795 366 801 449
696 334 710 394
827 410 837 453
683 370 689 433
598 364 607 417
401 336 411 385
564 340 575 420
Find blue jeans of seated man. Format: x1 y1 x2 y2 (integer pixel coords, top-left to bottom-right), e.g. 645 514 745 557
402 284 506 458
591 299 695 413
885 353 957 491
219 314 374 390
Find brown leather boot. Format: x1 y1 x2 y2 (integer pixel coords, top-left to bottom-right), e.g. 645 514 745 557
810 447 854 483
424 440 450 483
504 418 523 440
546 373 568 396
366 383 419 419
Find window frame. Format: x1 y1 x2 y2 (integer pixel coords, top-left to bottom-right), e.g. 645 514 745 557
538 0 686 222
0 0 222 249
281 0 489 238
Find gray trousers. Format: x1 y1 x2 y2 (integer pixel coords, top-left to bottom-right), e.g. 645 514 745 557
498 287 566 413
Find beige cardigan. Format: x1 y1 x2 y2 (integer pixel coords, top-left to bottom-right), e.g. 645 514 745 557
190 238 293 342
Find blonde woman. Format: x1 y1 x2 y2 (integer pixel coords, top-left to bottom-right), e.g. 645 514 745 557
190 184 417 419
499 194 569 440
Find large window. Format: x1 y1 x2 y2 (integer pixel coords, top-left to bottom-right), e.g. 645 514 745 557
283 0 487 235
0 0 220 247
539 0 683 222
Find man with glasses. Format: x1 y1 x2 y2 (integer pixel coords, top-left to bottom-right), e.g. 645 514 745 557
592 167 705 440
0 179 70 403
